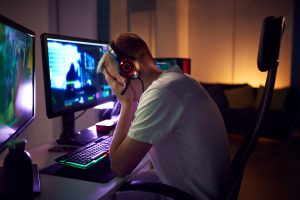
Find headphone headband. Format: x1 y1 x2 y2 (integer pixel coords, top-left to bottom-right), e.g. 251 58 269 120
108 42 136 61
107 43 119 62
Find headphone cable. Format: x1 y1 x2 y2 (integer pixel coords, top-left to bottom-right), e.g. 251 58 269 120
120 76 144 96
138 76 145 92
121 78 131 95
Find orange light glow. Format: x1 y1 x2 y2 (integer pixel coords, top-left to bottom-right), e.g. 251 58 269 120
232 63 290 88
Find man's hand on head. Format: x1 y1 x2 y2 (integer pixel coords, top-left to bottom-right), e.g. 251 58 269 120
104 69 135 107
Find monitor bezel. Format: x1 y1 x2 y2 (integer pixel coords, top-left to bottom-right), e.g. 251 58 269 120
0 15 36 154
154 57 191 74
41 33 112 119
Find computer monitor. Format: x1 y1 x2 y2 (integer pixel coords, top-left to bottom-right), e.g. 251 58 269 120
154 58 191 74
41 33 113 145
0 15 35 155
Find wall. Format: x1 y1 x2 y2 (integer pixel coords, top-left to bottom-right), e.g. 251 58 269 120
57 0 98 39
189 0 293 88
110 0 128 39
128 0 156 55
111 0 293 88
189 0 235 83
123 0 190 58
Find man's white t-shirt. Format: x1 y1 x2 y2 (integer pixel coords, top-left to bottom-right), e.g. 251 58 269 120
128 66 231 200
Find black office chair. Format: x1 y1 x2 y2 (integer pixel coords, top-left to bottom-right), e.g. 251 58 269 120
116 16 286 200
226 15 286 200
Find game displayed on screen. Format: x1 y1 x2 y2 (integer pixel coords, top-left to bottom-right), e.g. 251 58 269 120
155 58 191 74
46 38 111 113
155 59 175 71
0 22 34 139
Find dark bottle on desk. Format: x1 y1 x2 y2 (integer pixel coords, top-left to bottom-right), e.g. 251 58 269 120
3 139 34 200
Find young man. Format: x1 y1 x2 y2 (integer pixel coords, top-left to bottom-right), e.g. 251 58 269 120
97 32 231 200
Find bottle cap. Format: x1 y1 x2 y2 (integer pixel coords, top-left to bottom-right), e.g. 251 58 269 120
7 139 27 150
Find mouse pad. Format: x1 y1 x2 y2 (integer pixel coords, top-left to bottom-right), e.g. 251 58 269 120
40 157 116 183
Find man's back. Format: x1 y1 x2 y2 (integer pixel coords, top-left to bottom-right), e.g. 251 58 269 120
128 67 231 199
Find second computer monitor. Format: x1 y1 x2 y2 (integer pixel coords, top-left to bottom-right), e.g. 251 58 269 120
41 33 113 145
154 58 191 74
41 33 112 118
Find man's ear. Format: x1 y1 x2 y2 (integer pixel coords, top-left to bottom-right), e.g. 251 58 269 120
134 60 141 73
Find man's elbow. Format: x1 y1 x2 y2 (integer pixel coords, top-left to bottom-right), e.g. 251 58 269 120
110 162 132 177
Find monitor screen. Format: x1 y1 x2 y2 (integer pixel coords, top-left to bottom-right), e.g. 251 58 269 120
41 33 113 145
41 33 112 118
154 58 191 74
0 15 35 154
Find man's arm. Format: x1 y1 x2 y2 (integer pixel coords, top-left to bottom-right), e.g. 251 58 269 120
104 69 152 176
109 102 152 176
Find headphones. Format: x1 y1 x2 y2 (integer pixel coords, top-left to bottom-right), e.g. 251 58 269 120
107 41 139 79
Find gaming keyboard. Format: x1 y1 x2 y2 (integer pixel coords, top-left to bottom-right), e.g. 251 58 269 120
55 135 112 169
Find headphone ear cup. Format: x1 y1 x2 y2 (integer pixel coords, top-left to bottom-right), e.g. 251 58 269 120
119 59 138 79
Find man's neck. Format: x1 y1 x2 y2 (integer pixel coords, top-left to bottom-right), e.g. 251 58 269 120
140 65 163 91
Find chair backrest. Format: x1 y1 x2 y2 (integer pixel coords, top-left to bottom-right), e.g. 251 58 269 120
226 16 286 200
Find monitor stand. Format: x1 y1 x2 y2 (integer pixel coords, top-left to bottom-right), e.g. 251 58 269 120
56 113 100 146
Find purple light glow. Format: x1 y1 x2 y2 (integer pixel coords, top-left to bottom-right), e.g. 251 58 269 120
15 81 33 112
94 101 114 110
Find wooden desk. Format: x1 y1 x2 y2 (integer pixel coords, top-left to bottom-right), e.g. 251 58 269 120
29 143 150 200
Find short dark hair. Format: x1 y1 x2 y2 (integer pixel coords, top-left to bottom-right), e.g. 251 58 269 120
112 32 153 62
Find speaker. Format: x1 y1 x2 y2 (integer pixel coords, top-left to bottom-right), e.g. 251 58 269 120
257 16 285 72
107 42 139 79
